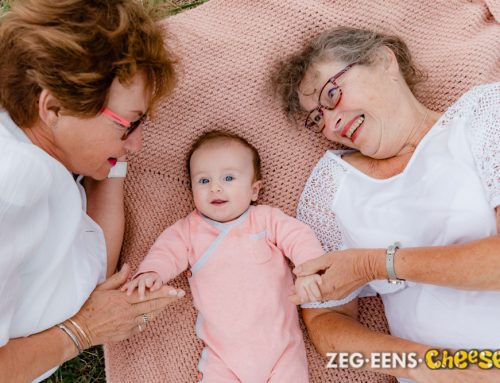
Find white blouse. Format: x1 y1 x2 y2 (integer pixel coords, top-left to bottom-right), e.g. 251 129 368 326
0 112 107 382
298 83 500 382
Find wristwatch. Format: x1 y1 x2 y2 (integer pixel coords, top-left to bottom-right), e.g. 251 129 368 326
386 242 405 284
107 161 127 178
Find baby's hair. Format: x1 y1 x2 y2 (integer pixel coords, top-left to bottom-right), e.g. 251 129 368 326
187 130 262 181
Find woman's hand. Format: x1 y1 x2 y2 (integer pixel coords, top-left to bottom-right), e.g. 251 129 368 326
72 264 185 346
293 249 383 301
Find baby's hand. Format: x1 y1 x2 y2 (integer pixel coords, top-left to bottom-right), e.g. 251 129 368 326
122 271 163 300
291 274 322 305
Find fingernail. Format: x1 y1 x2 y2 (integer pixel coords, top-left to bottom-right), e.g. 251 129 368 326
168 289 178 296
177 290 185 298
293 266 302 274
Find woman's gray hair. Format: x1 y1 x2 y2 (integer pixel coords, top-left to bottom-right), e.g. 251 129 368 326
272 26 424 121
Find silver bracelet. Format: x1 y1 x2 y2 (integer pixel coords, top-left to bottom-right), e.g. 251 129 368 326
67 318 92 349
386 241 405 284
57 323 83 354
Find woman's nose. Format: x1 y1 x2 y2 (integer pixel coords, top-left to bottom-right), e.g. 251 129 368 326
123 126 143 153
322 109 341 133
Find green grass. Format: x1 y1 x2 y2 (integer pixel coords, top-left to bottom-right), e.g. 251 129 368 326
168 0 208 14
0 0 207 15
44 347 106 383
0 0 10 13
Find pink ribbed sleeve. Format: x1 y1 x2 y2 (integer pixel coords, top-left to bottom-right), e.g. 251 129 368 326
266 206 325 267
136 217 191 283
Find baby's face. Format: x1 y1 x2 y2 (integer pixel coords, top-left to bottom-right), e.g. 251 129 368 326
190 141 261 222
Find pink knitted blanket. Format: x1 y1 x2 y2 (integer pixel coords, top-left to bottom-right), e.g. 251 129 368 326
105 1 500 382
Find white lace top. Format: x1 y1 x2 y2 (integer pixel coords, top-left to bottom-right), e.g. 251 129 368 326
297 83 500 360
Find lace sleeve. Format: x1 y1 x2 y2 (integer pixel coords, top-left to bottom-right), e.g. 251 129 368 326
448 83 500 208
297 152 364 308
296 152 347 252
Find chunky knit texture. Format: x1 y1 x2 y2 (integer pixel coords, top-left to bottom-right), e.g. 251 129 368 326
105 1 500 382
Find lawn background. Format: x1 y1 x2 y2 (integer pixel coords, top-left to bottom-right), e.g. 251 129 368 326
0 0 206 381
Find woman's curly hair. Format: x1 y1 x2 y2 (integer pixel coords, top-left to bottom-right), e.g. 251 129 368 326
272 26 424 122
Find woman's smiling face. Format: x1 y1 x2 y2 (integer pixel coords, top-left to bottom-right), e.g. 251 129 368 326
298 49 414 159
44 73 150 179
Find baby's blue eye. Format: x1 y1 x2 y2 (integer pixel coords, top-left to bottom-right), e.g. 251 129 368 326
198 178 209 184
224 175 234 182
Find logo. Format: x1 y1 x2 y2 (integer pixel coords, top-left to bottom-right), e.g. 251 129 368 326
326 352 419 369
425 349 500 369
325 350 500 370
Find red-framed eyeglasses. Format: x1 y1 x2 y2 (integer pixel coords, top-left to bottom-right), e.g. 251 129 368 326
101 107 147 140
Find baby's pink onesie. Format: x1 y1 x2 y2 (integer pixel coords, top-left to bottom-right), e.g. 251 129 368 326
137 205 324 382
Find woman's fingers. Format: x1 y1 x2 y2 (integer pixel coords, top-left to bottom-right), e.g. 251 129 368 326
130 308 168 336
293 252 334 276
132 292 184 316
96 263 131 291
133 307 164 328
125 284 185 304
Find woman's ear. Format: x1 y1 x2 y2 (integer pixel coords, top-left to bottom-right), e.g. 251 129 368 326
251 180 263 202
37 89 61 129
375 46 400 76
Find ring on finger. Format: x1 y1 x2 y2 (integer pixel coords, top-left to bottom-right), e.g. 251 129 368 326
142 313 150 325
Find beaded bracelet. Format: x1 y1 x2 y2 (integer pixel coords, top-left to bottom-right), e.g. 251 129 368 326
57 323 83 354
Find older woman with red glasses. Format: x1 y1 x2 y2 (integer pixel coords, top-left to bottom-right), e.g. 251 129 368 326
0 1 184 381
274 26 500 382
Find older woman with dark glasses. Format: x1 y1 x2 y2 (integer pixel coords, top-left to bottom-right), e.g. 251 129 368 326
274 26 500 383
0 1 184 381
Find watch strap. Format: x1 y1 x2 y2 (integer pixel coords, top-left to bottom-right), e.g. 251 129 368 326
386 241 404 284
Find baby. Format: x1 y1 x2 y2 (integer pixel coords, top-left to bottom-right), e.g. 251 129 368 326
125 131 324 382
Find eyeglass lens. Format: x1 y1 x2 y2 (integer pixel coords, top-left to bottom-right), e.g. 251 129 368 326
121 114 146 140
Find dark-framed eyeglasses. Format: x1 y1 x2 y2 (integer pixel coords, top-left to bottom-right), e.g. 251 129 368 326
101 107 147 140
304 62 356 133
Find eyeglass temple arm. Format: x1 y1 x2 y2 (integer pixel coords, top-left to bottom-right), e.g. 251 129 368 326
101 108 130 127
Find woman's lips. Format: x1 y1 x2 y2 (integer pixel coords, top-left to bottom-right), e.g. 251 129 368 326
108 158 117 166
350 123 363 142
341 115 365 142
